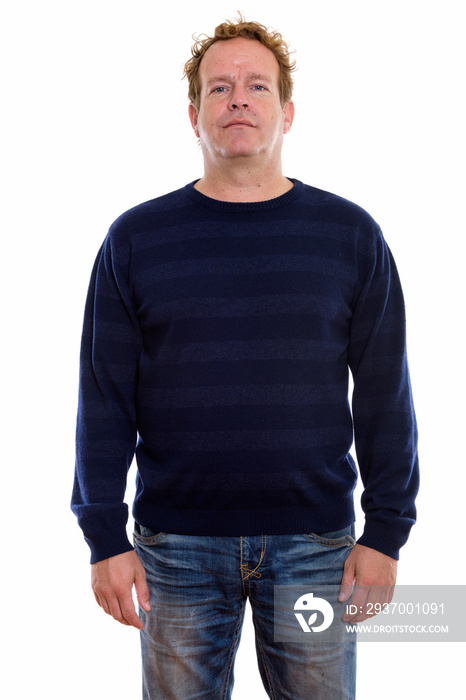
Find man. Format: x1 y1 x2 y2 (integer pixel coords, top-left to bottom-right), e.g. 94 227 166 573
72 16 419 699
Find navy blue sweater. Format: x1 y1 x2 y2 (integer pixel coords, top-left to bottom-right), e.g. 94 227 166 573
72 179 419 564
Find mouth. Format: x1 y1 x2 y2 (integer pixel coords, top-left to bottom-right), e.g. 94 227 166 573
224 120 255 128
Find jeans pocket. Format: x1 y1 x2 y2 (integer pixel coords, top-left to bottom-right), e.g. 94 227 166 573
305 526 356 548
133 522 169 546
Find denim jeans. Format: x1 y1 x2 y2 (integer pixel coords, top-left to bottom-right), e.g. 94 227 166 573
133 525 356 700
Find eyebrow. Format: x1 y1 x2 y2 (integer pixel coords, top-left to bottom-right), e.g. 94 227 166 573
206 72 273 86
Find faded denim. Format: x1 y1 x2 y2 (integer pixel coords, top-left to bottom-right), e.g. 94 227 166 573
133 525 356 699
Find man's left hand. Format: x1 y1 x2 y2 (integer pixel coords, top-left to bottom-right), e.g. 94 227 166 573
339 544 397 623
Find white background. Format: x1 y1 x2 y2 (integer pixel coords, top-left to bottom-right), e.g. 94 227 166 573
2 1 465 698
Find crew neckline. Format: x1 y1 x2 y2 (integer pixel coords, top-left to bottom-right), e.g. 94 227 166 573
184 178 304 212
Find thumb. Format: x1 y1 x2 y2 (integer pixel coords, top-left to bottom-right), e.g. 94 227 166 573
339 552 356 603
134 563 151 612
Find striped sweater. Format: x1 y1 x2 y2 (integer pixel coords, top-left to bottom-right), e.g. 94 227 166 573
72 179 419 564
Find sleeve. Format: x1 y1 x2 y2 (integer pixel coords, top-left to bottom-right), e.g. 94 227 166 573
71 232 143 563
348 228 419 560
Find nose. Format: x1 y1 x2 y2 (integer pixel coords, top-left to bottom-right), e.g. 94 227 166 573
231 99 248 109
229 85 249 110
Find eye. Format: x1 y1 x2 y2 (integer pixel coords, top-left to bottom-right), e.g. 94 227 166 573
212 86 227 93
252 85 266 91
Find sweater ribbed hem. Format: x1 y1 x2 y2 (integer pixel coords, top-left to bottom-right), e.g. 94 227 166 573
133 501 356 539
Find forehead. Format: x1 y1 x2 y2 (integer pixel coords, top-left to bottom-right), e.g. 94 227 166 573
199 37 280 84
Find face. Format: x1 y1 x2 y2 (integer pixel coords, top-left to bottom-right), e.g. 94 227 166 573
189 37 294 166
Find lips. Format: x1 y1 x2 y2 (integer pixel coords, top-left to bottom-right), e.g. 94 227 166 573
223 119 254 128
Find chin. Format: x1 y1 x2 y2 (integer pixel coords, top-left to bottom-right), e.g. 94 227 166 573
222 142 265 159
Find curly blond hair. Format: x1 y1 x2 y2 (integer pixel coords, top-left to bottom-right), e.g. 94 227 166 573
184 15 296 111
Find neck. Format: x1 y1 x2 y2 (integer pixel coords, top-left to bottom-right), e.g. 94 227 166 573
194 159 292 203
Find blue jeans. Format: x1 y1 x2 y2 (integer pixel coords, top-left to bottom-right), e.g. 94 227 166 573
133 525 356 700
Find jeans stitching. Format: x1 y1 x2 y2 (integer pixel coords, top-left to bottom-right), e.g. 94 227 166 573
133 531 170 546
220 597 245 700
304 534 355 547
240 537 246 596
254 624 277 700
240 535 267 596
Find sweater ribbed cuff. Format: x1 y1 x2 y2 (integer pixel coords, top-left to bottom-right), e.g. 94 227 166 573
357 519 412 561
85 527 134 564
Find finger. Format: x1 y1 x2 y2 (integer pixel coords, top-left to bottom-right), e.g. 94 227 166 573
342 584 370 622
386 584 396 605
362 584 394 620
94 591 113 619
119 593 144 630
353 586 383 623
339 560 356 603
93 587 140 627
343 585 391 623
134 570 151 613
339 581 354 604
103 595 132 626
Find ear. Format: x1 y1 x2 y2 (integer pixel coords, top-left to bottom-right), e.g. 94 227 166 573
283 101 295 134
188 103 200 138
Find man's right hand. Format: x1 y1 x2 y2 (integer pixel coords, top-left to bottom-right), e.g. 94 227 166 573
91 550 151 630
